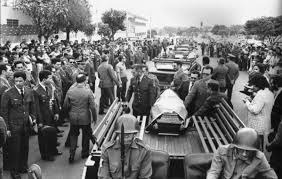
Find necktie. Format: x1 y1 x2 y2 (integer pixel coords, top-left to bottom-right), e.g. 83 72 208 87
136 76 140 85
20 89 24 103
45 87 49 96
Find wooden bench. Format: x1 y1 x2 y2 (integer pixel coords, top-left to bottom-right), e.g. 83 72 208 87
192 98 246 153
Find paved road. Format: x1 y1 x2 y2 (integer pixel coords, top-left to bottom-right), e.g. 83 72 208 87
3 55 249 179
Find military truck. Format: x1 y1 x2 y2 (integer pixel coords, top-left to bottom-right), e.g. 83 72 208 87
82 88 245 179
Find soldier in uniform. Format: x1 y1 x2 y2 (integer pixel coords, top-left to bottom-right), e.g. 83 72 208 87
98 114 152 179
33 70 62 161
126 64 155 117
1 71 36 179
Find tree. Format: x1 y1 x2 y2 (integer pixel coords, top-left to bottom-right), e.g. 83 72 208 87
58 0 92 41
211 25 229 37
244 16 282 44
16 0 66 41
229 25 244 36
83 24 95 37
97 23 111 39
101 9 126 40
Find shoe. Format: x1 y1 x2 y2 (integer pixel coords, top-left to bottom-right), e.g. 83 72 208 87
56 142 61 146
54 151 63 156
99 111 106 115
10 172 21 179
57 134 63 137
81 154 89 159
69 155 74 163
42 156 55 161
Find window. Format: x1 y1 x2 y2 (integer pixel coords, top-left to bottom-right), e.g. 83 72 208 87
7 19 19 27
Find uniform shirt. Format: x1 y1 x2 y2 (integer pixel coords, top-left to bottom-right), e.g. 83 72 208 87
207 144 277 179
98 138 152 179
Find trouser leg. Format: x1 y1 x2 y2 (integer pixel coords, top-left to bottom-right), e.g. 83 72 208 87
121 78 127 102
8 134 21 172
99 88 107 112
227 85 234 101
81 125 92 156
38 129 45 157
19 131 29 170
69 125 79 156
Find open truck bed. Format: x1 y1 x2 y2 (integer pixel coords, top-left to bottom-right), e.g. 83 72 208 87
82 94 245 179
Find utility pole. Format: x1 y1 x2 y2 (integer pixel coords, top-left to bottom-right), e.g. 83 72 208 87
149 16 152 39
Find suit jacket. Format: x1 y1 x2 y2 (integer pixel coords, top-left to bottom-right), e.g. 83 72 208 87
178 80 191 101
63 85 97 125
97 62 119 88
85 60 96 83
33 84 59 126
225 61 239 84
213 64 229 88
184 77 210 114
126 75 154 115
0 86 36 134
271 89 282 132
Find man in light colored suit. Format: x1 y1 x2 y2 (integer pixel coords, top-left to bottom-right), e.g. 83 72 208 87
184 66 213 115
63 73 97 163
97 55 120 114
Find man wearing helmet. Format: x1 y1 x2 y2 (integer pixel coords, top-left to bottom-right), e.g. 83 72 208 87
98 114 152 179
207 128 277 179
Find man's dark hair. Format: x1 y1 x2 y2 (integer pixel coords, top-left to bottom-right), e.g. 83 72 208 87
0 64 7 75
219 58 225 65
249 74 269 90
202 56 210 65
39 70 52 82
13 60 24 68
13 71 26 80
254 62 266 74
76 73 87 83
118 55 123 62
176 61 182 66
101 55 108 62
202 66 213 74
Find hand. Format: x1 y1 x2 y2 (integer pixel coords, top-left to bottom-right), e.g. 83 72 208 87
54 114 59 121
7 130 11 137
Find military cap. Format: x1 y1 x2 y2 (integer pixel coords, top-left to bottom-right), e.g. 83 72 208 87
115 114 139 134
233 127 259 151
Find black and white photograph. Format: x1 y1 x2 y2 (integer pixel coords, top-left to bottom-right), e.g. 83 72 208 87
0 0 282 178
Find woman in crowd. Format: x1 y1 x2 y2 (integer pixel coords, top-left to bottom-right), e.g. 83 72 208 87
243 74 274 152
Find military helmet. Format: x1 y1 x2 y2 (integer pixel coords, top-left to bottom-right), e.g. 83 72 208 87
233 127 259 151
28 164 42 179
115 114 139 134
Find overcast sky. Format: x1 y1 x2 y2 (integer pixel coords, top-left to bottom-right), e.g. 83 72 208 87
92 0 282 28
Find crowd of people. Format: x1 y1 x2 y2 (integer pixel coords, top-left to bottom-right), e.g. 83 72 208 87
0 36 164 179
0 35 281 179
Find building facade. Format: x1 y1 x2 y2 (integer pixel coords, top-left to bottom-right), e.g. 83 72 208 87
0 0 38 44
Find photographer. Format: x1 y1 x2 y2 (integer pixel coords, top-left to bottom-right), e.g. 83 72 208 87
243 74 274 151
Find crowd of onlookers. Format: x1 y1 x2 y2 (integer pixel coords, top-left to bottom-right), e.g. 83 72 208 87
0 35 282 178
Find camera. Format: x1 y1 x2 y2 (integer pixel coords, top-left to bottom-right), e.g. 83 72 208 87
240 85 254 97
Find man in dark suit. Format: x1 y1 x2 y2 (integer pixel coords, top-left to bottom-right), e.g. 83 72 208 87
33 70 62 161
1 71 36 179
63 73 97 163
193 80 229 116
225 54 239 101
178 70 200 101
126 64 155 117
97 55 120 114
184 66 213 115
270 75 282 134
